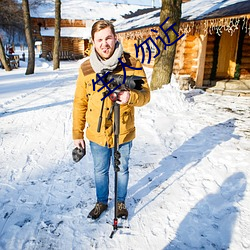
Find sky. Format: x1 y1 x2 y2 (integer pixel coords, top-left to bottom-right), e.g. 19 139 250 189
0 48 249 250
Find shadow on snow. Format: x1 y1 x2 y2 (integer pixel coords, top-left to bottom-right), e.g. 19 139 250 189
164 172 247 249
127 118 244 248
0 100 73 117
128 118 239 213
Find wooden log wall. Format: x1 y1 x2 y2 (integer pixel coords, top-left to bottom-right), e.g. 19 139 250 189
32 18 86 29
32 17 88 59
173 37 185 74
41 37 53 58
117 16 250 87
118 31 157 68
41 37 87 58
173 35 198 80
122 38 137 57
240 35 250 79
119 30 198 75
72 38 88 56
203 33 215 82
203 29 250 82
61 38 74 52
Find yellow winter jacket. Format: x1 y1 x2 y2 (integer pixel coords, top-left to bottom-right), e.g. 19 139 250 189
72 52 150 148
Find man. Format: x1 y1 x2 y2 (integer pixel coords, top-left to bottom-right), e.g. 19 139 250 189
72 20 150 220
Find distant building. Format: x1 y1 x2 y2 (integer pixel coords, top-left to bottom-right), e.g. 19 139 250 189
30 1 151 60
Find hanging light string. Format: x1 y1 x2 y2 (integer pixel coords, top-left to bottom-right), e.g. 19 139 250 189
116 15 250 40
180 15 250 36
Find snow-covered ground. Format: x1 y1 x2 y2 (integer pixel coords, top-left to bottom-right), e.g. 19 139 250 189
0 49 250 250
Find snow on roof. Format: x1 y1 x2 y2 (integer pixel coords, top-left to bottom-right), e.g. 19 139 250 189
114 9 160 32
40 27 91 39
30 0 151 20
182 0 250 21
114 0 250 33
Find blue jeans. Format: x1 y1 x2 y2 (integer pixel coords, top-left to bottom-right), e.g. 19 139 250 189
90 141 132 205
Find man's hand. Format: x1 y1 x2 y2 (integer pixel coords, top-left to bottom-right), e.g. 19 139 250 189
72 139 86 162
74 139 85 149
116 90 130 105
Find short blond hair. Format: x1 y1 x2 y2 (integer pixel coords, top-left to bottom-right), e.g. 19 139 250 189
91 20 116 40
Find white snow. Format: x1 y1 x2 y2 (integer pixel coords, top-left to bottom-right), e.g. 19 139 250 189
30 0 152 20
182 0 249 20
114 0 249 32
114 9 160 32
0 48 249 249
92 0 161 7
40 27 92 39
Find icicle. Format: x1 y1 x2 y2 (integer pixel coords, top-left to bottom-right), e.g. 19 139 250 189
120 15 250 41
247 18 250 36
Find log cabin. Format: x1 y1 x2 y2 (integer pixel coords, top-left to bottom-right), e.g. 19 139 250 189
114 0 250 95
31 18 92 60
30 1 152 60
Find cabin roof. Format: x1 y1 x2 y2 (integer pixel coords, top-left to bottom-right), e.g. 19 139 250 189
182 0 250 21
30 0 151 21
114 0 250 33
40 27 91 39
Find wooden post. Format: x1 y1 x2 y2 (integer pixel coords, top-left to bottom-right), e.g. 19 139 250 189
195 33 207 88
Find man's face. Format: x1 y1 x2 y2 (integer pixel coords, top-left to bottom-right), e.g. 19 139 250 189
93 27 117 60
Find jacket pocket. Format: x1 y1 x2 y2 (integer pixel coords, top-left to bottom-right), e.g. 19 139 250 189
120 106 135 134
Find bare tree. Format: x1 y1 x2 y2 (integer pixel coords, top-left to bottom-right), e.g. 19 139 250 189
22 0 35 75
53 0 61 70
0 0 23 71
151 0 182 90
29 0 47 8
0 0 24 36
0 37 11 71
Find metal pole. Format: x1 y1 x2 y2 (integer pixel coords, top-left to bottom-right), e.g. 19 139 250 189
110 102 121 238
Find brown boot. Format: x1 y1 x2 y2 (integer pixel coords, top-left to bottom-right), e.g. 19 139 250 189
87 202 108 220
117 202 128 219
